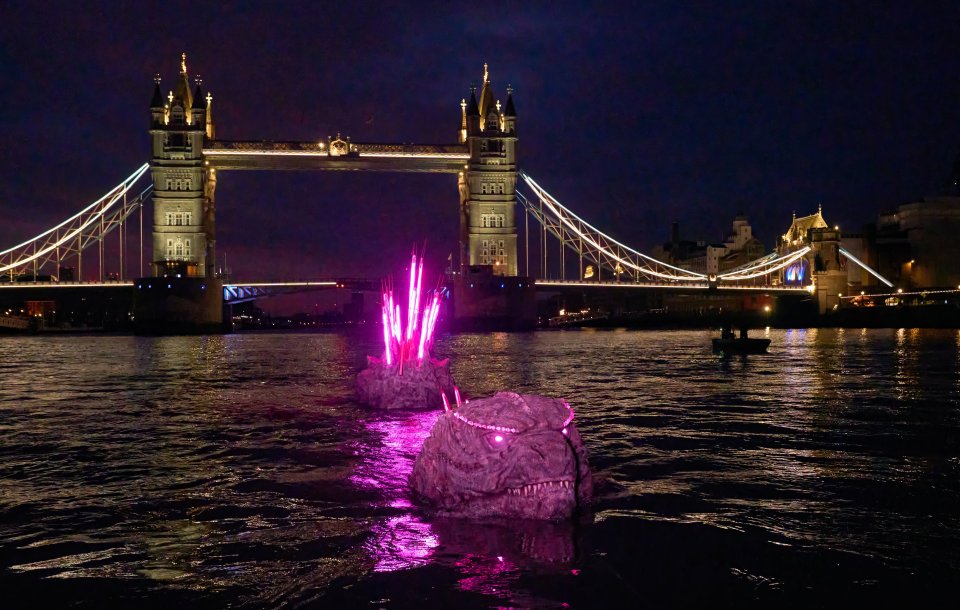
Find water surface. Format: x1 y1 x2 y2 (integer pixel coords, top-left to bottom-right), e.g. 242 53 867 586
1 328 959 607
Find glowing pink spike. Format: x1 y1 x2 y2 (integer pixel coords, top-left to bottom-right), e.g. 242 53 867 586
453 386 462 408
412 257 424 333
393 303 402 343
424 295 441 348
416 305 429 363
406 253 417 340
381 309 392 366
441 391 450 412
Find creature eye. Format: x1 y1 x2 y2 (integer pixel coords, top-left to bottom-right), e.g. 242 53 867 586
486 432 509 449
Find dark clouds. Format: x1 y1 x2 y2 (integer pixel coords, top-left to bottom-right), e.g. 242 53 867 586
1 1 958 280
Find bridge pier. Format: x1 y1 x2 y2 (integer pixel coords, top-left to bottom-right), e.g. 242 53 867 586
132 276 223 334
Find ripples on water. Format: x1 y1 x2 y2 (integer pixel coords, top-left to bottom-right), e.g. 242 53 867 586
1 328 959 608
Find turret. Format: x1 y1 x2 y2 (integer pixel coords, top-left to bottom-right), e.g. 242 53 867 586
191 79 205 128
465 87 480 135
150 75 164 127
502 85 516 134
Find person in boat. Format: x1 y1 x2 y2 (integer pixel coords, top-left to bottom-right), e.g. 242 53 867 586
721 324 734 340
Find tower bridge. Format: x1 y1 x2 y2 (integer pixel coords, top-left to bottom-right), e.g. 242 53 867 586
0 54 900 332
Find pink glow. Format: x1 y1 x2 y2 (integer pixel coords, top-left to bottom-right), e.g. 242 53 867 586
406 254 417 340
372 250 445 384
412 257 424 333
441 391 450 412
453 386 462 408
561 401 575 428
381 309 392 366
494 435 504 443
562 428 568 435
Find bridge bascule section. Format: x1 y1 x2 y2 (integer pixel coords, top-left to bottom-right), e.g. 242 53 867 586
1 54 899 329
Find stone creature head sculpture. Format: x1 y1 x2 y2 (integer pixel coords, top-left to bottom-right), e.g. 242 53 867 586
410 392 592 520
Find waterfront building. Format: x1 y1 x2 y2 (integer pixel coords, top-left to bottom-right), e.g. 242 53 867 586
868 195 960 289
653 215 765 276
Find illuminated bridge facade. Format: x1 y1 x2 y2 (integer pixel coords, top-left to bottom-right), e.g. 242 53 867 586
0 54 902 330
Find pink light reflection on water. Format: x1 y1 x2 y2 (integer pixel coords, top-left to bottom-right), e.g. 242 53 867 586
454 553 522 597
348 410 441 572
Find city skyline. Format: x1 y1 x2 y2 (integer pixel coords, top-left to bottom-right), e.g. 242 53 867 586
1 1 959 281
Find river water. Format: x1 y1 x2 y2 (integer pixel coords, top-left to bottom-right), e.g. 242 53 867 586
1 328 959 608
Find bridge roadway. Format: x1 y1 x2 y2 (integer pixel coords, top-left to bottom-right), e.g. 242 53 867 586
1 278 810 305
203 141 469 172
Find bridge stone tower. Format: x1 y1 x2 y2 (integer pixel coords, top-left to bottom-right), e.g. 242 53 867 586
459 64 518 276
135 53 222 334
148 53 216 278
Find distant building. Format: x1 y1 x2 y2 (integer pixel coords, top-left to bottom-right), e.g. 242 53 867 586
653 215 765 276
868 195 960 289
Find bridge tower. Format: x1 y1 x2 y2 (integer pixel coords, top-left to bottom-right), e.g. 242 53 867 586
778 207 845 313
148 53 216 278
459 64 518 276
136 53 222 333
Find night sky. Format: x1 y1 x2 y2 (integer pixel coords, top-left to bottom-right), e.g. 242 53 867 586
2 1 959 286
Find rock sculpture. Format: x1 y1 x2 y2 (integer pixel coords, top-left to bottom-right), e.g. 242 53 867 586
410 392 592 520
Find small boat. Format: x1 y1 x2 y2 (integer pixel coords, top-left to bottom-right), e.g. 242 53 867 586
713 325 770 354
712 336 771 354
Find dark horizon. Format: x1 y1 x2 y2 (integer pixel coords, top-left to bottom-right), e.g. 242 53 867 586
2 1 959 283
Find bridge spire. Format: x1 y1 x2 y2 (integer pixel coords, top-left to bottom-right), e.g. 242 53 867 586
150 74 164 109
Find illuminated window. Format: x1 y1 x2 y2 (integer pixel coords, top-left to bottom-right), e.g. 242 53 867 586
166 239 174 258
184 239 191 257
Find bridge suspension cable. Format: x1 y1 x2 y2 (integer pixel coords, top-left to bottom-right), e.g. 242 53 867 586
517 171 707 282
0 163 151 281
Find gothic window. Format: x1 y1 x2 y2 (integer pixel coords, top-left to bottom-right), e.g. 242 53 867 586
480 141 488 153
184 212 192 225
481 183 489 195
184 239 191 257
174 240 184 257
166 239 174 258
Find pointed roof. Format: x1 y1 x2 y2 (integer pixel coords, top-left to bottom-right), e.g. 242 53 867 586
192 83 205 109
172 52 193 109
150 80 164 108
478 63 497 118
503 89 516 117
466 89 479 117
782 207 829 243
